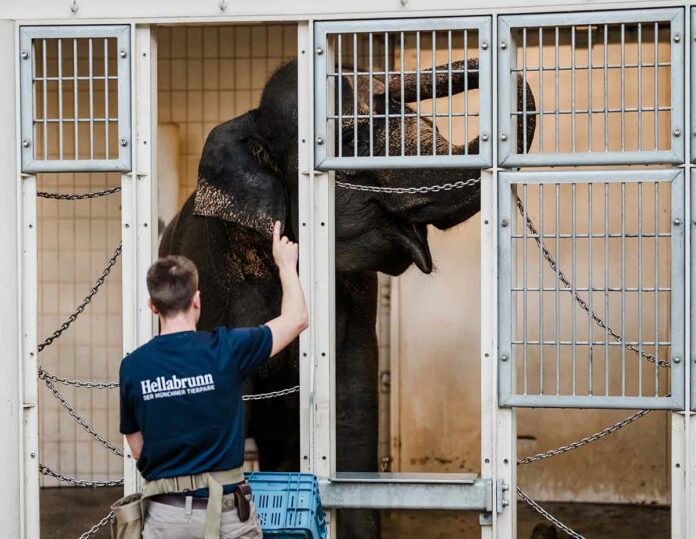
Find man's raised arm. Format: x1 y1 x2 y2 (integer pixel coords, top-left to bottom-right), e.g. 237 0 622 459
265 221 309 356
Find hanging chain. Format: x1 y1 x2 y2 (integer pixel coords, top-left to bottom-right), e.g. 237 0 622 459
78 511 114 539
38 368 120 389
242 385 300 401
517 488 586 539
41 375 124 457
335 176 480 195
39 463 123 487
38 243 122 353
37 186 121 201
516 197 670 369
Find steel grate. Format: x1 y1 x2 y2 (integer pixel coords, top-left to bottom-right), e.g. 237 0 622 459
19 26 131 173
498 9 684 166
498 170 684 409
314 17 492 169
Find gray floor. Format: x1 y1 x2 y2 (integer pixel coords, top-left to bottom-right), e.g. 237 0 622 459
41 487 669 538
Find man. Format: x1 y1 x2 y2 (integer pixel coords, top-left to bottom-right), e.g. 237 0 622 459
119 221 308 539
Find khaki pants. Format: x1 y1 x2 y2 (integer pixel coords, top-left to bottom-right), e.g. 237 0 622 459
142 495 263 539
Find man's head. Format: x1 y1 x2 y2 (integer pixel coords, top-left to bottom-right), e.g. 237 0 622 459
146 255 201 321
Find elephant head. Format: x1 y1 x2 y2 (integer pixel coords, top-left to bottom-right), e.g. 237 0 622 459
194 58 535 276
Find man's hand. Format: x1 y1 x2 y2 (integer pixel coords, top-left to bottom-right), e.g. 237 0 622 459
273 221 298 273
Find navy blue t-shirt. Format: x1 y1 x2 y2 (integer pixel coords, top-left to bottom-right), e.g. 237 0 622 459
119 326 272 482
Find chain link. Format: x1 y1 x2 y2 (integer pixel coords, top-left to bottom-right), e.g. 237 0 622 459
242 385 300 401
517 487 586 539
39 463 123 487
78 511 114 539
37 186 121 201
38 367 120 389
41 375 124 456
335 176 480 195
516 197 670 369
38 243 122 353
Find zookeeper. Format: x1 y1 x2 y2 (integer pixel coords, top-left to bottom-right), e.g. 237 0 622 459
116 221 308 539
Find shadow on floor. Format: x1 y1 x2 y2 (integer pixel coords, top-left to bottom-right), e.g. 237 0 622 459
41 487 668 539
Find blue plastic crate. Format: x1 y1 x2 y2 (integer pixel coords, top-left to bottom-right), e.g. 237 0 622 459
246 472 327 539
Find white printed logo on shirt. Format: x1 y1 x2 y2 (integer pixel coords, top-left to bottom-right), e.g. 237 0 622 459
140 374 215 401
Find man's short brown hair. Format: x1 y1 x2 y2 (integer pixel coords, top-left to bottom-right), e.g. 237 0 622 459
146 255 199 317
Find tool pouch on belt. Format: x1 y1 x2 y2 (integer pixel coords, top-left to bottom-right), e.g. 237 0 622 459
233 483 252 522
110 493 147 539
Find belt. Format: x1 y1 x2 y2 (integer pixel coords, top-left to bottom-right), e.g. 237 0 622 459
150 493 236 512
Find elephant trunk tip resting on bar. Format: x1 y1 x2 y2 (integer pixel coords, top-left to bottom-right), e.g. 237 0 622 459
160 57 536 538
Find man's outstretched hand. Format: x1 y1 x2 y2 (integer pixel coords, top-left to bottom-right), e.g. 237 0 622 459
272 221 299 273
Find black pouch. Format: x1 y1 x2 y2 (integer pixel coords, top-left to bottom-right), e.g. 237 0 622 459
233 483 252 522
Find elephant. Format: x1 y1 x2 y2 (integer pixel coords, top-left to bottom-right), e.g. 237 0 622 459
160 57 536 538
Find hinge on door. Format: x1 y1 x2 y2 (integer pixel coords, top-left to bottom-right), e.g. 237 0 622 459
481 479 510 525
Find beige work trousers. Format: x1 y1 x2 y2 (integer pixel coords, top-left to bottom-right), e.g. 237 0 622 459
142 496 263 539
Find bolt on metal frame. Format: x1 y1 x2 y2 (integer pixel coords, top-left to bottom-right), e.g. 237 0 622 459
498 169 685 410
19 25 132 173
498 8 685 167
314 17 492 170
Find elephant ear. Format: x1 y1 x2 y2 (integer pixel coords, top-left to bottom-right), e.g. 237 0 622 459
194 111 288 238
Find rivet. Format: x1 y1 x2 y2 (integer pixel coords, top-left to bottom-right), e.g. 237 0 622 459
501 352 509 361
500 218 508 227
673 217 682 226
219 0 227 10
124 223 130 228
400 0 407 5
481 41 488 50
500 41 507 49
70 0 78 14
144 223 148 228
303 455 308 460
316 137 325 145
120 137 128 147
502 499 510 507
500 133 509 141
316 47 324 56
673 355 681 364
503 458 509 465
30 452 36 458
481 132 489 142
120 49 128 59
673 128 681 137
674 33 681 43
692 128 696 137
21 50 29 60
22 139 31 148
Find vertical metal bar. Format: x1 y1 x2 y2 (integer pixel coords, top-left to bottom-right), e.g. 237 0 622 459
605 182 610 395
571 26 576 153
57 38 63 160
588 25 592 152
638 182 643 396
523 184 528 395
104 37 110 160
522 28 528 154
338 34 343 158
555 182 561 395
416 31 421 156
654 22 659 151
41 39 47 161
539 27 544 154
88 37 94 160
539 184 544 394
384 32 389 157
637 23 642 152
432 30 437 156
620 24 625 152
621 181 626 395
588 184 593 394
654 181 659 395
554 27 559 153
604 25 609 152
73 38 78 160
368 33 374 157
352 33 357 158
447 30 452 156
400 32 405 156
572 182 577 395
464 29 469 155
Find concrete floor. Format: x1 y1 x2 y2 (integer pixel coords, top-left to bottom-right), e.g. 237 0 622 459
41 487 669 538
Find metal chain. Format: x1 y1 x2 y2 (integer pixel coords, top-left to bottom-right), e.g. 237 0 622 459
517 408 650 465
78 511 114 539
516 197 670 369
41 375 124 457
37 186 121 200
242 385 300 401
38 243 122 353
38 367 120 389
39 463 123 487
335 176 480 195
517 487 586 539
